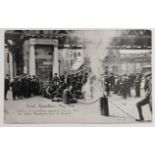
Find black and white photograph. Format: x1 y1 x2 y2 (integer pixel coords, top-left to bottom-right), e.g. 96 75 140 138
4 29 152 124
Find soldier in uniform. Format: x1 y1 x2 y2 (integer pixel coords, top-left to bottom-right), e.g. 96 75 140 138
46 83 56 99
121 75 128 99
60 75 65 83
109 73 115 91
10 76 18 100
126 75 131 97
23 75 31 98
66 75 71 86
16 76 23 99
134 73 142 97
52 73 60 83
136 73 152 121
104 75 110 96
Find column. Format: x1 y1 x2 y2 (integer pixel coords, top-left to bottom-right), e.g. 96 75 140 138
53 45 59 76
29 44 36 75
9 51 13 79
5 47 9 76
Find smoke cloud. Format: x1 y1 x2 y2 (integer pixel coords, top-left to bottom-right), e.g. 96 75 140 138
70 30 122 101
71 30 122 76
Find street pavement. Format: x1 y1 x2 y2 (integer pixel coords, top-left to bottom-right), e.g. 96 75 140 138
4 89 152 124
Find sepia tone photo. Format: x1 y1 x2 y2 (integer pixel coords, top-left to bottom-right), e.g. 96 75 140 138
4 29 152 124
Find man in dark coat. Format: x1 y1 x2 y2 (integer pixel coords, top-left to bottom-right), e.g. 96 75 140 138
134 74 142 97
109 73 115 91
104 75 110 96
121 75 128 99
4 74 10 100
53 73 60 83
23 75 31 98
16 77 23 99
136 74 152 121
10 77 18 100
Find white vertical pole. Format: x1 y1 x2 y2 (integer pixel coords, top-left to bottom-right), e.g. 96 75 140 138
53 45 59 76
29 44 36 75
9 51 13 79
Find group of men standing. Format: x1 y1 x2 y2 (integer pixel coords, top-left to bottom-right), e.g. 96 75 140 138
5 70 152 121
103 72 152 121
104 73 143 99
4 74 41 100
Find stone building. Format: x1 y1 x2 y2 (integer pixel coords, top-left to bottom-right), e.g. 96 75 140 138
103 30 151 75
5 30 86 80
104 48 151 75
5 30 68 80
22 38 59 80
58 44 84 75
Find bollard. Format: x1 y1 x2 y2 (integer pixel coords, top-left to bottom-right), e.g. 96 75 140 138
100 95 109 116
63 89 69 104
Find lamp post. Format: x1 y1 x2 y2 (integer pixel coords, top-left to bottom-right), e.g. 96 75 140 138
58 59 61 76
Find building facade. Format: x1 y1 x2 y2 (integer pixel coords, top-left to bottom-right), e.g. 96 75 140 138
104 48 151 75
103 31 151 75
5 30 85 80
5 30 67 80
22 38 59 80
58 44 84 75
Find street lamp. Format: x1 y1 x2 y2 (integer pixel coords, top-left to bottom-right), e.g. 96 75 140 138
58 59 61 76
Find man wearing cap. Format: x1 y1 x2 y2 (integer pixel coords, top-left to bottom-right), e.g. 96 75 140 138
134 73 142 97
136 73 152 121
10 76 19 100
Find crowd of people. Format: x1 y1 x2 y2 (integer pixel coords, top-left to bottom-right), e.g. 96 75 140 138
5 72 89 102
5 74 41 100
104 72 146 98
5 71 151 102
45 73 88 102
5 70 152 121
103 72 152 121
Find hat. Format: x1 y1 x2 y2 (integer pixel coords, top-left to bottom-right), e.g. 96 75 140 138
145 72 151 78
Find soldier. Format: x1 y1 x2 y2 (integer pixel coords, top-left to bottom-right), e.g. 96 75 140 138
114 76 121 95
16 76 23 99
136 73 152 121
31 75 39 96
21 75 27 97
4 74 10 100
30 75 35 96
134 73 142 97
109 73 115 91
144 72 151 92
46 83 55 99
119 76 124 97
55 83 64 100
10 76 18 100
104 75 110 96
63 86 77 104
121 75 128 99
126 75 131 97
52 73 60 83
60 75 65 83
23 75 31 98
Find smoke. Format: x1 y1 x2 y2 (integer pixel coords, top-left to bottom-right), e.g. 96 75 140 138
71 30 122 76
70 30 122 101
